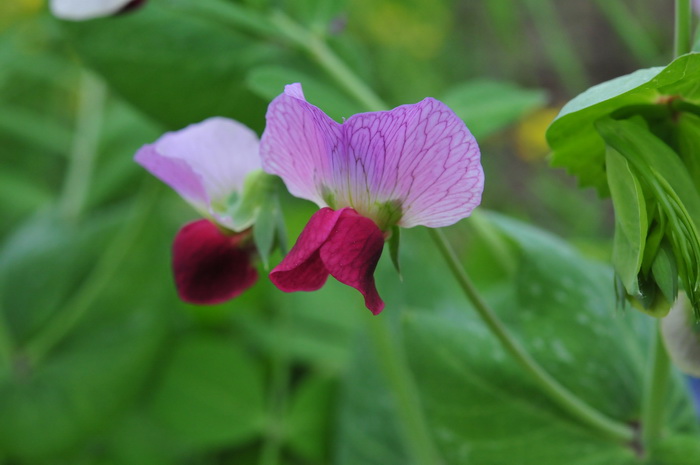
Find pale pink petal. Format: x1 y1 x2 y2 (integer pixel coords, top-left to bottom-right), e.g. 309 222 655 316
135 117 261 225
342 98 483 228
50 0 136 20
260 86 342 207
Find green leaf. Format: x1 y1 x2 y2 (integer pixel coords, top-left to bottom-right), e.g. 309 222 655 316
441 79 547 139
672 112 700 188
547 53 700 194
651 241 678 306
246 65 364 122
285 375 335 462
60 0 281 130
605 146 647 295
149 334 266 452
338 213 699 464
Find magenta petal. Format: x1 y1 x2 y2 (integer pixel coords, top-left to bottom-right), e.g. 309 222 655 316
268 208 345 291
319 210 385 315
172 219 258 305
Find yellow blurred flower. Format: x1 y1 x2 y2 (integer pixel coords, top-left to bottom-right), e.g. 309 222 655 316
515 106 561 162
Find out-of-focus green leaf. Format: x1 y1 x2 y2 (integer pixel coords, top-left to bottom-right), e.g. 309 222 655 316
60 0 282 130
285 375 335 463
547 53 700 194
149 334 266 452
338 213 699 464
441 79 547 139
650 434 700 465
0 104 72 155
246 65 364 121
605 146 646 296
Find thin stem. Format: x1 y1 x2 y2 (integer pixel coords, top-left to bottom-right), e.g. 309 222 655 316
675 0 692 57
641 320 671 448
270 12 386 113
368 316 444 465
59 71 106 221
429 228 635 444
25 182 160 366
259 309 292 465
0 297 13 370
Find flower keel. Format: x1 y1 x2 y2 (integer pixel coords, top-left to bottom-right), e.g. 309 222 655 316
270 208 385 314
173 219 258 304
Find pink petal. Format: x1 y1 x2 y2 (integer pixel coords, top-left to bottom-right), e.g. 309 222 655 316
260 87 342 208
269 208 385 314
172 219 258 305
260 84 483 229
135 117 261 226
319 210 385 314
268 208 344 291
343 98 483 228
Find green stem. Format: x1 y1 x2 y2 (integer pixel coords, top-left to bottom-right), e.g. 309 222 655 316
641 320 671 448
0 298 13 370
675 0 692 57
429 228 635 443
25 182 160 366
594 0 662 65
270 12 386 113
259 309 292 465
59 71 106 221
368 316 444 465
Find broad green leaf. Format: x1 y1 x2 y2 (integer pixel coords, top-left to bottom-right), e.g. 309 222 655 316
338 213 699 465
547 53 700 194
149 334 266 452
605 146 646 295
285 375 335 463
60 0 281 130
246 65 364 121
441 79 547 139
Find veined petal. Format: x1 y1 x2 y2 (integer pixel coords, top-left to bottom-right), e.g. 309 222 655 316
269 207 385 314
172 219 258 304
135 117 261 229
260 84 483 229
319 210 385 314
50 0 139 20
343 98 483 228
260 84 342 208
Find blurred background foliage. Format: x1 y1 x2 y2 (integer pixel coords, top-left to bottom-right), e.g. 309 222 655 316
1 0 698 464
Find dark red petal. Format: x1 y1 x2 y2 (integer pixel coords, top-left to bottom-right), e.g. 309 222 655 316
172 219 258 305
319 209 385 315
268 208 344 291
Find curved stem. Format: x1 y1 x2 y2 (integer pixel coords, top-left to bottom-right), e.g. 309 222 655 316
59 71 106 221
675 0 692 57
270 12 386 113
368 316 444 465
641 320 670 448
429 228 635 444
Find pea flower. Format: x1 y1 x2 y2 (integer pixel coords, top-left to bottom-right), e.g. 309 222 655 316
50 0 145 20
260 84 483 314
135 117 264 305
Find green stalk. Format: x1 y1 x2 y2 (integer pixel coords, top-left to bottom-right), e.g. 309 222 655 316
429 229 635 443
26 182 160 366
368 316 444 465
59 71 106 221
641 321 671 447
270 12 386 113
675 0 692 57
272 11 636 444
0 298 13 370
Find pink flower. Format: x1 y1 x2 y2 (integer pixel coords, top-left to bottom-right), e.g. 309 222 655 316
261 84 483 314
135 117 261 304
50 0 146 20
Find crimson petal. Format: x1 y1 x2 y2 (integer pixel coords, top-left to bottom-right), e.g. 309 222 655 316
270 208 385 314
172 219 258 304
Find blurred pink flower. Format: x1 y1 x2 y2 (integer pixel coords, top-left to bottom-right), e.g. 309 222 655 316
50 0 145 20
135 117 261 304
261 84 483 314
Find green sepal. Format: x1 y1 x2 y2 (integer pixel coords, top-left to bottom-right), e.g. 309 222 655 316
225 170 274 231
388 225 401 279
605 146 646 296
651 240 679 306
252 195 282 269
